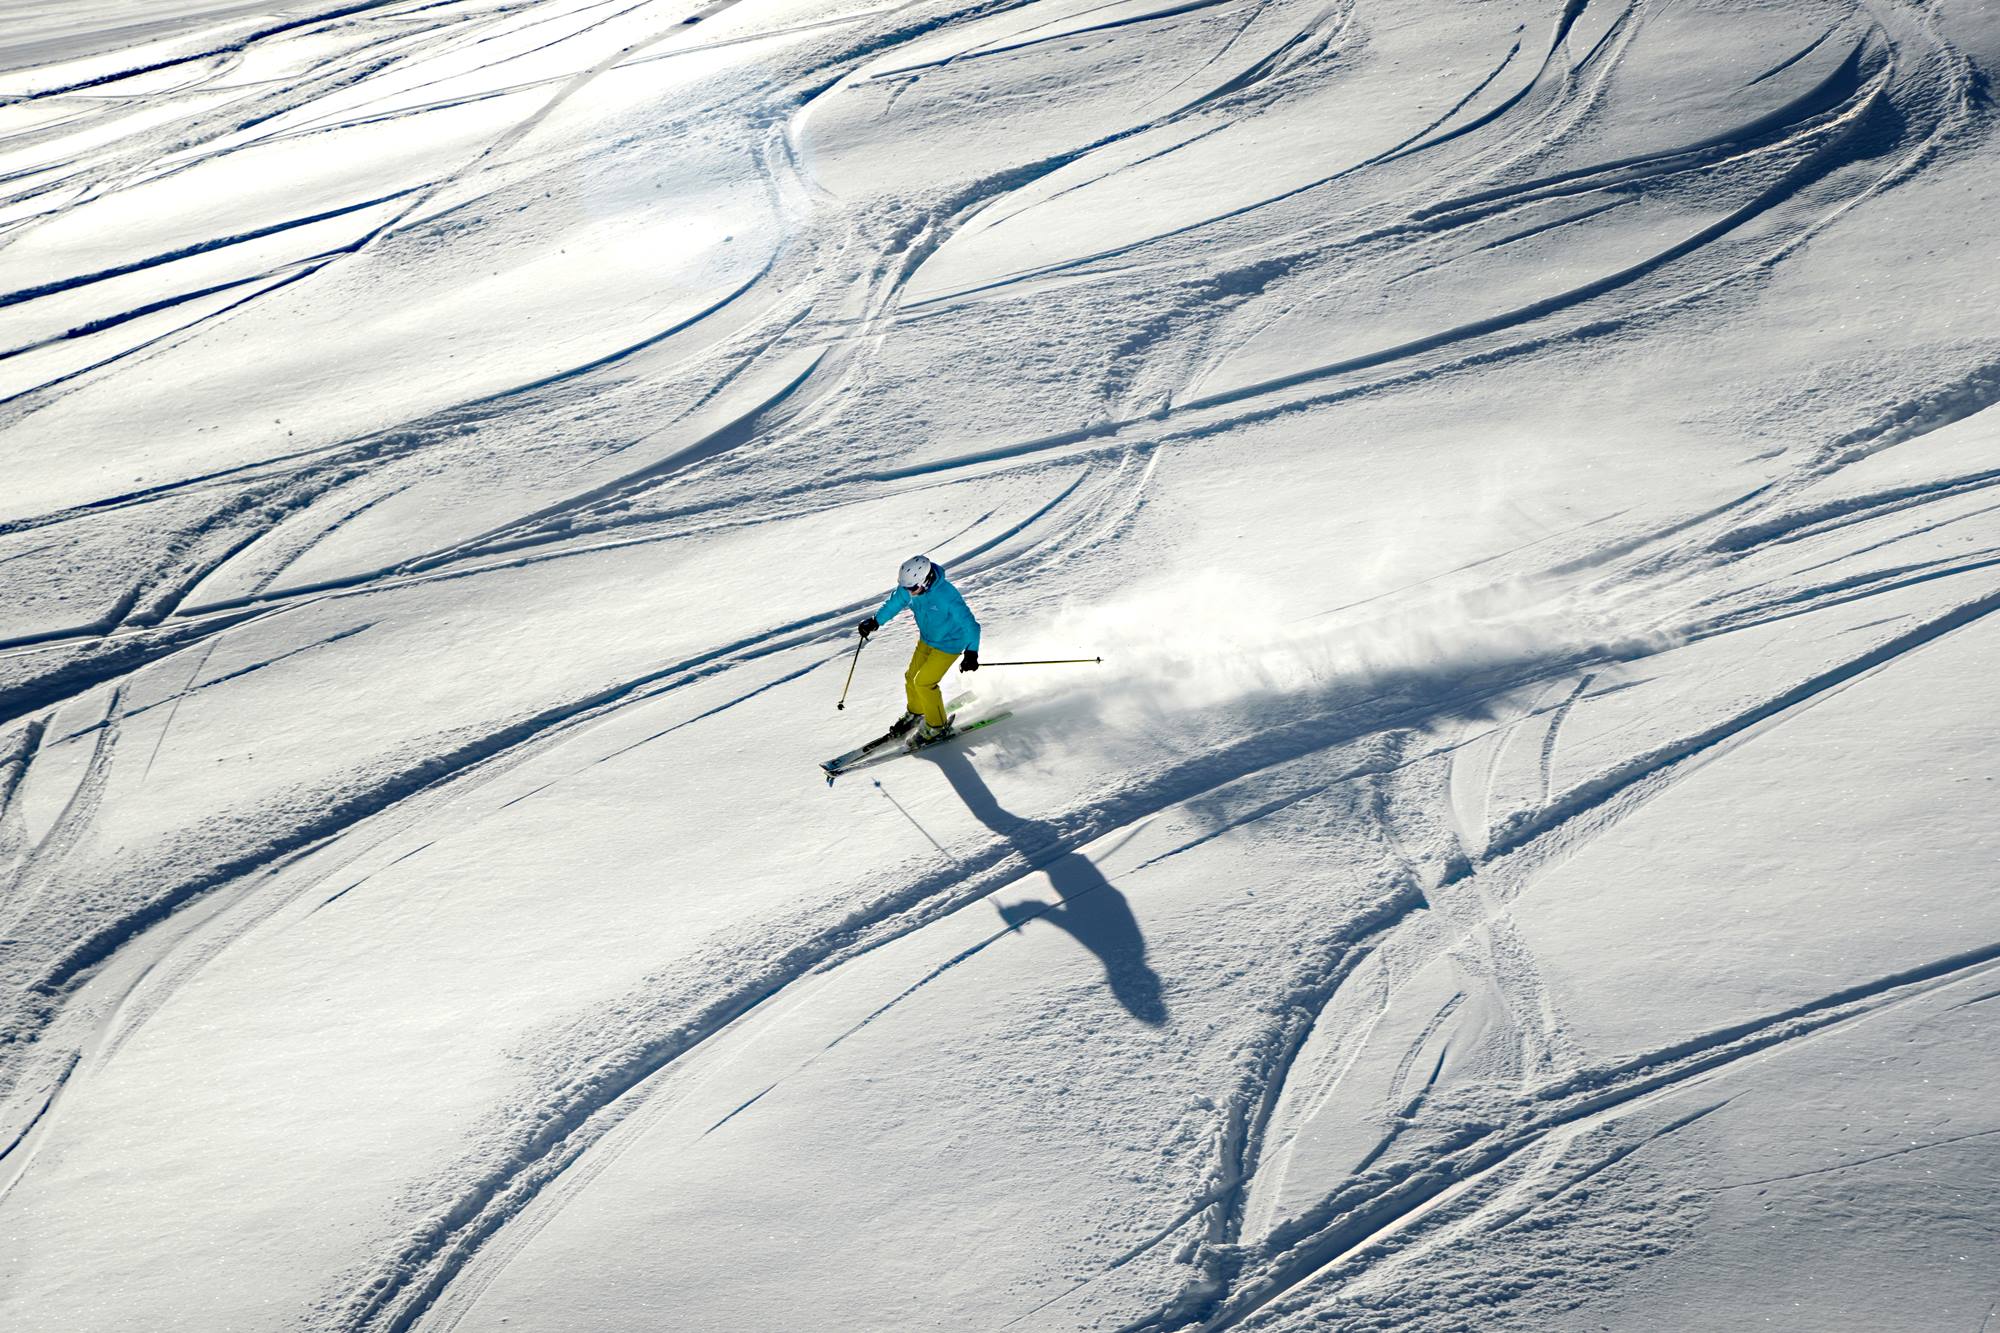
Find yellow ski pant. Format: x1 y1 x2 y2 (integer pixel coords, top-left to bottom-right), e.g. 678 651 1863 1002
904 641 960 727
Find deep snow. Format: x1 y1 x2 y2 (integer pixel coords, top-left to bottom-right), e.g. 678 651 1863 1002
2 0 1998 1329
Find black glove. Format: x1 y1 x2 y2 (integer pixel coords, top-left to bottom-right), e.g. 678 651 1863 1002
857 616 878 640
960 648 979 672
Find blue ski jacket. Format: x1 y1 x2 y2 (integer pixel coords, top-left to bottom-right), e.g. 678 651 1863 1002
874 568 981 653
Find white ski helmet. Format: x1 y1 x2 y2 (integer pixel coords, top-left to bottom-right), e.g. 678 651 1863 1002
898 554 935 592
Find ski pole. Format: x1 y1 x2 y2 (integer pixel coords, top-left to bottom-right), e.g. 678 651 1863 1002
971 657 1103 667
835 635 865 710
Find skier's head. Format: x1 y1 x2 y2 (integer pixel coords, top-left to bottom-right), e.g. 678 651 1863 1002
898 554 938 595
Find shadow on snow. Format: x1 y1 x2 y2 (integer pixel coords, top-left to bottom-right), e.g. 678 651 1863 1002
927 743 1169 1026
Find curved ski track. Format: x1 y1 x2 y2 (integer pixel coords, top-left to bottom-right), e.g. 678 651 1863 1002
2 0 1998 1328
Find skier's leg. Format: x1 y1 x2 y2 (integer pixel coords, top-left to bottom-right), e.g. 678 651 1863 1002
903 642 936 717
908 643 958 727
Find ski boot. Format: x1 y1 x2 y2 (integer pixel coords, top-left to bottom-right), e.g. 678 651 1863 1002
907 717 956 752
887 710 920 738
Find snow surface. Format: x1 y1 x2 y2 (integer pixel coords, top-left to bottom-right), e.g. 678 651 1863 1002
2 0 1998 1329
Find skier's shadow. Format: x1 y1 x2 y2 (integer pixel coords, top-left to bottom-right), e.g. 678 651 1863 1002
925 746 1167 1026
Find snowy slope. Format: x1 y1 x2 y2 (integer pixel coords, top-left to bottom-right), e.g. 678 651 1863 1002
2 0 1998 1329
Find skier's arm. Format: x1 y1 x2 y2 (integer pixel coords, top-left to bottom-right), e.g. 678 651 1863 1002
874 587 911 625
956 586 980 652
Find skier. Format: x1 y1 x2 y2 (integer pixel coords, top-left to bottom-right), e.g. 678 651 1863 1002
858 555 980 748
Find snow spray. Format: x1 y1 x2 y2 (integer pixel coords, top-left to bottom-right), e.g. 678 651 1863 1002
966 565 1674 741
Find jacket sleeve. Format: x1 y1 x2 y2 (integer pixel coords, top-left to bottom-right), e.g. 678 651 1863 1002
874 587 911 625
949 584 980 651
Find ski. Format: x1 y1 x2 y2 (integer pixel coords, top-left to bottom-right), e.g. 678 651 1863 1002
821 709 1011 783
820 693 973 784
912 710 1011 753
820 728 902 783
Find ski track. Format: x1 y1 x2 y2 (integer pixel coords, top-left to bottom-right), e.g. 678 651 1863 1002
8 333 1996 1331
1156 951 2000 1333
2 0 1998 1327
334 489 2000 1331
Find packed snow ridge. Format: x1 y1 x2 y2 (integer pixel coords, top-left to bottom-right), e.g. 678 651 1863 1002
2 0 1998 1328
